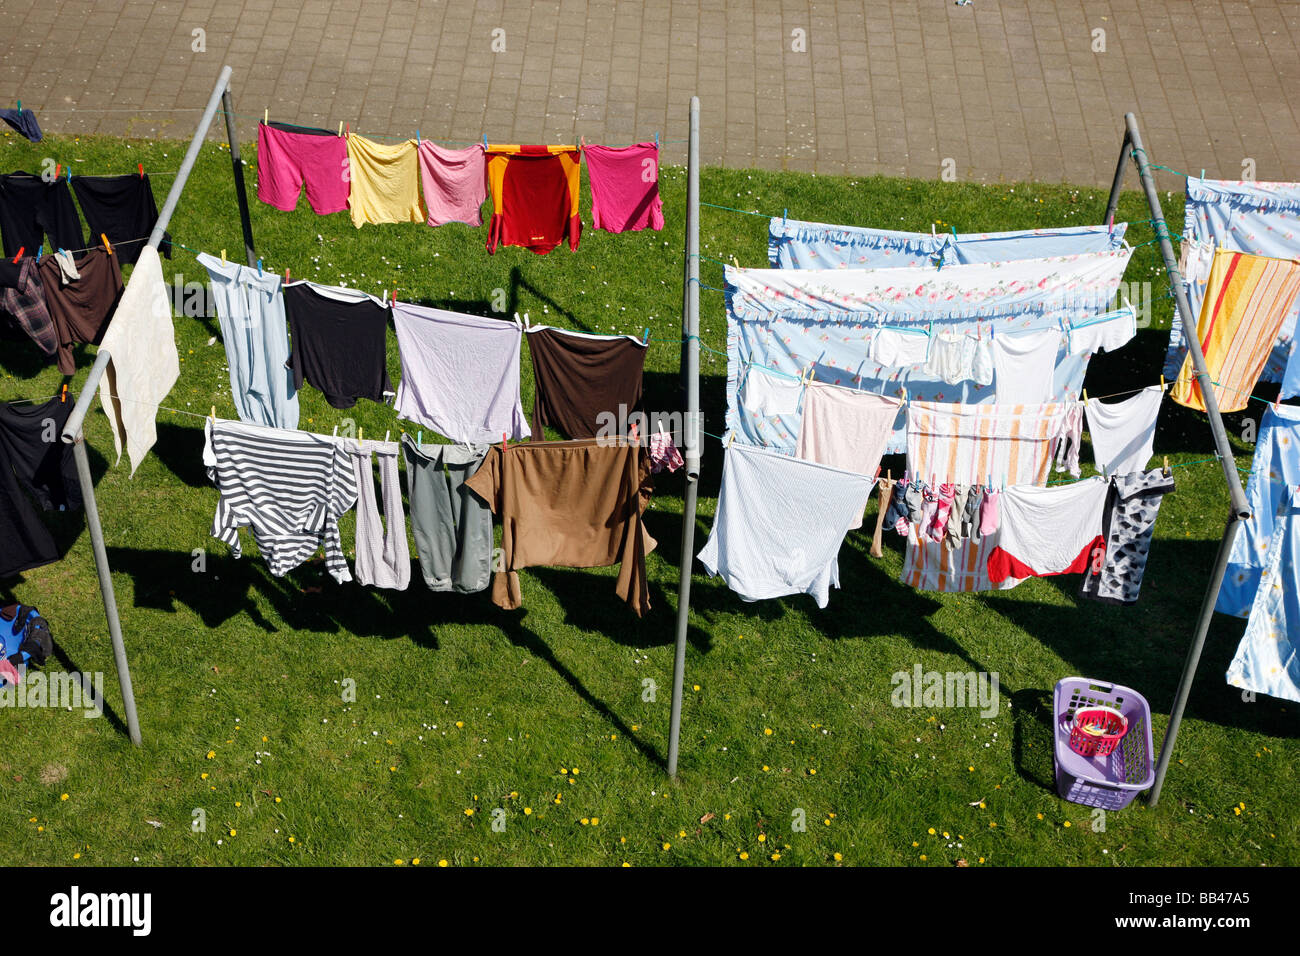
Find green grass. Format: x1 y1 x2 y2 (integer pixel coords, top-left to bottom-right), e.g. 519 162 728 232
0 128 1294 867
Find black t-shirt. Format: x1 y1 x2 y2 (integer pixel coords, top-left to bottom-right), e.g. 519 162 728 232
283 283 394 409
0 393 81 512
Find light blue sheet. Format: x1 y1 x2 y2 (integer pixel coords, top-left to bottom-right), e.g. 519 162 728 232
768 218 1128 270
1216 402 1300 618
1163 177 1300 391
724 251 1134 456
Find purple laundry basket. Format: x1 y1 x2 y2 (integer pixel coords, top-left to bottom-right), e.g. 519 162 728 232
1053 677 1154 810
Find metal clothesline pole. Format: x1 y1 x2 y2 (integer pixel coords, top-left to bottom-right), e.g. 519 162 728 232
60 64 242 747
1102 112 1252 805
667 96 701 779
220 84 257 267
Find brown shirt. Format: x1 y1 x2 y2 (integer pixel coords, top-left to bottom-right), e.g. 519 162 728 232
464 437 657 615
526 327 647 439
37 247 123 374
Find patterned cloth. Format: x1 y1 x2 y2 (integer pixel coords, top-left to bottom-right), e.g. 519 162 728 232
1079 469 1175 606
1227 488 1300 704
1216 403 1300 617
0 257 56 358
1163 178 1300 389
1170 249 1300 413
905 400 1069 488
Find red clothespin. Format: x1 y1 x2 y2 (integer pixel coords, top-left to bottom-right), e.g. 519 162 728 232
392 289 398 306
54 163 60 179
284 266 290 282
11 247 23 263
138 163 144 179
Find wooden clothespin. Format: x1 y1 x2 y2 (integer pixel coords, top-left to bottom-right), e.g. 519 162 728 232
221 249 226 264
338 122 344 137
1163 456 1171 477
264 108 269 124
727 432 736 448
1159 375 1165 391
100 234 113 255
333 425 339 437
137 163 144 179
209 406 216 422
731 256 740 268
358 427 363 442
384 430 391 443
886 468 892 482
1082 388 1089 403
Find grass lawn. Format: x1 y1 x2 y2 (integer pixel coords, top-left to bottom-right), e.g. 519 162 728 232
0 127 1294 867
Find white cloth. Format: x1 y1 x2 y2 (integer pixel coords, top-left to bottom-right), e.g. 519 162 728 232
741 366 803 416
794 384 902 528
924 329 993 385
348 439 410 590
53 249 80 285
1053 403 1084 479
869 328 930 367
992 328 1061 405
986 477 1108 584
698 444 873 608
392 303 530 443
1085 384 1163 476
1069 309 1137 355
96 245 180 476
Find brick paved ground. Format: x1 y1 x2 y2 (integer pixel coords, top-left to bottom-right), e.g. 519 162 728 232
2 0 1299 188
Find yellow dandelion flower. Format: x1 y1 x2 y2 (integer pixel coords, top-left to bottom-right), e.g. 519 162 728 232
833 852 842 862
412 858 420 866
235 802 241 808
206 751 215 759
438 859 448 867
73 853 81 860
622 862 631 867
764 728 773 736
581 818 590 826
757 834 766 843
591 817 599 826
60 794 69 802
201 773 208 780
919 854 927 861
524 807 532 815
662 842 671 851
229 829 236 837
928 828 936 835
464 808 474 816
1063 821 1072 828
275 797 282 804
739 851 749 860
455 721 464 729
770 852 781 861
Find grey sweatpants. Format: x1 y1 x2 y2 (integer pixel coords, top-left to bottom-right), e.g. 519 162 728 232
401 436 493 593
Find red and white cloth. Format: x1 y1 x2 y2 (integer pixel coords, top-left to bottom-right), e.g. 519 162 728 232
986 477 1108 585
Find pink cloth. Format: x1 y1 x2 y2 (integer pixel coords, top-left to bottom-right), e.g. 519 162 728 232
794 384 901 528
931 483 956 541
582 143 665 233
256 122 350 215
0 658 21 687
416 141 487 227
979 489 1001 537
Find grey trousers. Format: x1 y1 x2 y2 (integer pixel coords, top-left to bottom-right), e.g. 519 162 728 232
401 435 493 593
348 439 411 590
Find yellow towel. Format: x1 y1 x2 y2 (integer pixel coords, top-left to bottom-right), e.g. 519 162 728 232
1172 249 1300 412
345 134 425 227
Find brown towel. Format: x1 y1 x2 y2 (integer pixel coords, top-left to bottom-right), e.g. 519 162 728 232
464 437 657 615
526 327 647 439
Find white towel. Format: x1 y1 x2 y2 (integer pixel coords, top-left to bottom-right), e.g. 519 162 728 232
96 245 180 476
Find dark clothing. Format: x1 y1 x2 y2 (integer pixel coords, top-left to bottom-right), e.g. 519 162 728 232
0 172 83 259
36 247 123 374
71 174 171 264
526 327 647 440
284 282 394 409
0 424 60 580
0 392 81 512
0 109 42 143
0 257 57 358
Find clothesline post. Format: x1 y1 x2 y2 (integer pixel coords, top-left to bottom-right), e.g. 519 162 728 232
667 96 701 779
220 84 257 267
1103 112 1252 806
60 64 238 747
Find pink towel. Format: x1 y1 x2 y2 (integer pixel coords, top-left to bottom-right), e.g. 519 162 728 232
416 142 487 227
582 143 665 233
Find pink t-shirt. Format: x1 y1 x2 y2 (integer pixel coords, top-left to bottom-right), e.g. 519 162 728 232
582 143 665 233
416 142 487 227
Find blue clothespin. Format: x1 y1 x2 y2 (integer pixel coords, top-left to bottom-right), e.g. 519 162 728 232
483 135 488 149
417 430 423 445
416 129 421 145
654 132 659 149
783 208 788 226
643 327 650 345
36 247 41 262
65 167 71 184
256 258 262 276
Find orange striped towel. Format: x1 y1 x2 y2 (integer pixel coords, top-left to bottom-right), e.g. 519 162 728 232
1172 249 1300 412
906 400 1069 488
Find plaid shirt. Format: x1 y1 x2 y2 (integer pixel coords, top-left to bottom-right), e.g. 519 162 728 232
0 258 56 358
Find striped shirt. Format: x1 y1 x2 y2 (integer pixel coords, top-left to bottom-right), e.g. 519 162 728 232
203 419 358 582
